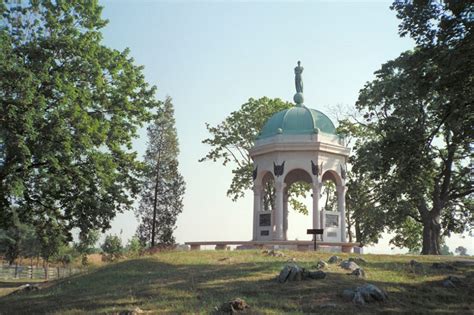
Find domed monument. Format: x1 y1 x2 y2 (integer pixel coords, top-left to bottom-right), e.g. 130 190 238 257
249 61 351 250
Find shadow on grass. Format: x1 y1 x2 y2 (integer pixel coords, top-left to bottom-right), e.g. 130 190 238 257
0 255 472 314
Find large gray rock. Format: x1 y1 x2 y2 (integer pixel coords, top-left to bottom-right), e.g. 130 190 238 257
305 270 326 280
287 264 303 281
349 268 366 278
349 256 367 264
342 284 388 305
340 260 360 271
314 260 328 269
278 264 293 283
328 255 341 264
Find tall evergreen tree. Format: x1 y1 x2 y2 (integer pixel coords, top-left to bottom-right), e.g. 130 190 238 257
136 97 185 247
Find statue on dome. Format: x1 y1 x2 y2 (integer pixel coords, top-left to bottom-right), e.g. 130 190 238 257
294 61 304 93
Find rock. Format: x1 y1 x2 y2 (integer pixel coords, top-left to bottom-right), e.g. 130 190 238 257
352 291 366 305
328 255 341 264
442 275 462 288
431 262 456 270
342 284 388 305
287 257 297 263
358 284 388 302
349 257 367 264
264 249 285 257
306 270 326 280
340 260 360 271
219 298 250 313
342 289 355 301
319 303 338 309
349 268 366 278
314 260 328 269
278 265 293 283
16 283 40 293
287 265 303 282
442 279 456 288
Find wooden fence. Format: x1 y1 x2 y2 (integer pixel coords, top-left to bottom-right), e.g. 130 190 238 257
0 263 81 280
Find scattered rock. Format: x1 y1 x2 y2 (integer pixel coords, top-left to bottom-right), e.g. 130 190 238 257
16 283 40 294
287 264 303 282
328 255 341 264
314 260 328 269
305 270 327 280
218 298 250 313
348 268 366 278
349 257 367 264
278 264 293 283
218 257 230 262
319 303 338 309
340 260 360 271
278 264 326 283
442 275 463 288
263 249 285 257
431 262 456 270
342 289 355 301
342 284 388 305
287 257 297 263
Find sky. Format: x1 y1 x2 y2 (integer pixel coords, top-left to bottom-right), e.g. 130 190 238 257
99 0 473 255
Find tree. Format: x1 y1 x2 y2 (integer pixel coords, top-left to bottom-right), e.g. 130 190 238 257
136 97 185 247
0 1 159 246
101 234 123 261
74 229 100 265
348 1 473 254
125 236 143 257
0 216 38 264
200 97 310 214
455 246 468 256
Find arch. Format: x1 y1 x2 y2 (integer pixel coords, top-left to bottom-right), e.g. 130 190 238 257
321 170 342 186
284 168 313 186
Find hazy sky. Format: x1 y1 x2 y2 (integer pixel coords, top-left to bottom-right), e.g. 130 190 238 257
99 0 473 254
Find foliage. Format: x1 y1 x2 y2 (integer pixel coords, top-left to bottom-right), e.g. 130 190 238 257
74 229 100 265
346 1 473 254
101 234 123 261
135 97 185 247
0 212 40 264
454 246 468 256
440 243 453 256
389 217 423 253
0 1 159 246
125 236 143 257
200 97 311 214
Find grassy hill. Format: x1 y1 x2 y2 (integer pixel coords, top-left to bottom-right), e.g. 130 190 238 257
0 250 473 314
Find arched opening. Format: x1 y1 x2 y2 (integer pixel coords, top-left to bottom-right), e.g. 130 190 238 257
283 169 313 240
321 170 343 242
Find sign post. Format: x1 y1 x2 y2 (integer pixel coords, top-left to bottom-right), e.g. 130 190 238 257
307 229 324 251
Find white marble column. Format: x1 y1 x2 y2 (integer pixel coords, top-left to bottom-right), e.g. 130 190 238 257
274 181 286 240
337 185 347 242
252 184 262 241
283 191 288 240
312 181 321 230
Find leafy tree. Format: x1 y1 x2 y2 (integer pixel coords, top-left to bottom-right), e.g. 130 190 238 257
200 97 310 214
455 246 468 256
389 217 423 254
101 234 123 261
136 97 185 247
348 1 473 254
0 1 158 245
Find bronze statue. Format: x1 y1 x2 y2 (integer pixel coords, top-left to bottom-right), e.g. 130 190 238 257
294 61 304 93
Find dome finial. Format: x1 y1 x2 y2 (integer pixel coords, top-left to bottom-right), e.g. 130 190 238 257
293 61 304 106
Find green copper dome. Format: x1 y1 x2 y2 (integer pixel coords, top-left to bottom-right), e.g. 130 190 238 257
258 106 336 139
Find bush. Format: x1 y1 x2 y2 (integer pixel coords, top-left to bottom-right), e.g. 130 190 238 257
101 235 123 261
125 237 143 257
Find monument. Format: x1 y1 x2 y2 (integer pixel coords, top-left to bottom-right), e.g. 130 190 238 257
249 61 350 246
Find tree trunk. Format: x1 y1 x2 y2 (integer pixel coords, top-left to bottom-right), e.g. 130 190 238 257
421 214 441 255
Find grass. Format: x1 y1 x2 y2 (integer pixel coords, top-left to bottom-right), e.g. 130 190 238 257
0 250 472 314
